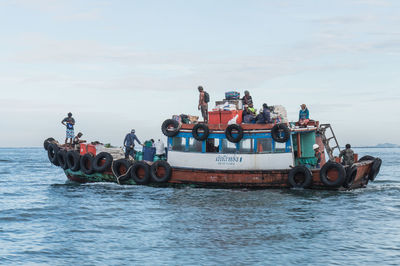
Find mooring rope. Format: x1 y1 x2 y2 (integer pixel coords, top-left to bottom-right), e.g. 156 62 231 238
110 160 134 185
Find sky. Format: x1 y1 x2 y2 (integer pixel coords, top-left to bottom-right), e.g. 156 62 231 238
0 0 399 147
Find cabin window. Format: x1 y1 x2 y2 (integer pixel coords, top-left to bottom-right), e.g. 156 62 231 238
171 137 185 151
274 141 287 153
220 139 238 154
257 138 273 153
239 139 254 154
188 138 202 152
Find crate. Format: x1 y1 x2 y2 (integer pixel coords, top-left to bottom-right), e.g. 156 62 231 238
80 143 96 156
208 111 221 124
221 110 243 124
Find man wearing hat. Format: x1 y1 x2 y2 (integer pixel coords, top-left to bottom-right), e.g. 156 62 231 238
299 104 310 127
313 144 321 168
123 129 143 159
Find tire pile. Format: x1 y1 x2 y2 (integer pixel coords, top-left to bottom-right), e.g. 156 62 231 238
43 138 172 185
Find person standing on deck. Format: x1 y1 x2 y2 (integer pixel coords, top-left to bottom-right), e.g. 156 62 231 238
61 112 75 147
241 90 253 107
124 129 143 159
339 144 355 166
313 144 321 168
155 139 166 160
298 104 310 127
198 86 209 123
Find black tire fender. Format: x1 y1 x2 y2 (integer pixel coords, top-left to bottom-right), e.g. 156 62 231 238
47 143 60 166
112 159 132 180
80 153 95 175
368 158 382 181
130 161 151 185
57 150 68 170
161 119 180 137
319 161 346 188
150 161 172 183
359 155 375 162
271 124 290 143
43 137 55 150
225 124 244 143
66 150 81 171
92 152 113 173
192 124 210 141
288 165 313 188
343 166 358 189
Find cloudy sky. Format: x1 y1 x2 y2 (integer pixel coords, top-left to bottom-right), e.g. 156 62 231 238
1 0 399 147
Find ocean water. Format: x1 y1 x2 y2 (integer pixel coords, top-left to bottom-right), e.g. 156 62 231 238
0 147 399 265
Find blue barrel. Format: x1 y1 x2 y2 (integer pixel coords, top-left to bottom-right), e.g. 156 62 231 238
142 146 156 161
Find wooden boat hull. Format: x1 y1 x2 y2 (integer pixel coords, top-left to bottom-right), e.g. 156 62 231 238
64 160 373 190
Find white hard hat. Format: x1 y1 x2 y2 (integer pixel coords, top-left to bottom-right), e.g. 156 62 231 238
313 144 319 150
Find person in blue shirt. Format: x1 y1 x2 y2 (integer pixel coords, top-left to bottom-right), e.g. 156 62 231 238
256 103 272 124
123 129 143 159
61 112 75 147
298 104 310 127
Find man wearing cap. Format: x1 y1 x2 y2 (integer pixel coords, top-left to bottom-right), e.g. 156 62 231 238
313 144 321 168
61 112 75 147
299 104 310 127
198 86 208 123
123 129 143 159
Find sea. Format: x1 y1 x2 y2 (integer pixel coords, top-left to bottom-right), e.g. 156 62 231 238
0 147 399 265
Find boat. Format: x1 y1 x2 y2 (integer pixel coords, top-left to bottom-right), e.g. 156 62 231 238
44 103 382 190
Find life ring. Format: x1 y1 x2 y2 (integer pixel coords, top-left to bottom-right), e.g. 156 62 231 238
271 124 290 143
47 143 60 166
66 150 81 171
319 161 346 188
43 137 55 150
225 124 244 143
112 159 132 181
343 166 358 189
130 161 151 185
150 161 172 183
368 158 382 181
80 153 95 175
56 150 68 170
161 119 180 137
192 124 209 141
359 155 375 162
288 165 313 188
92 152 113 173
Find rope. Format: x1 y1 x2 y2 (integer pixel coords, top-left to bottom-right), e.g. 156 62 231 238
110 160 135 185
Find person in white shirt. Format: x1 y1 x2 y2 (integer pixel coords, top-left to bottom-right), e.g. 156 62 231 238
155 139 165 160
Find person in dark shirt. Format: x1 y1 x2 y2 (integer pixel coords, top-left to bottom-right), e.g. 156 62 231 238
339 144 355 166
256 103 272 124
61 112 75 147
242 90 253 107
123 129 143 159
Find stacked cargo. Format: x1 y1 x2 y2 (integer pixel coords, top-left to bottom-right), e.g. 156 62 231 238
209 91 243 124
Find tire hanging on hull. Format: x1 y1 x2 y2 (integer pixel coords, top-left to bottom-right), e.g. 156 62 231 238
150 161 172 183
319 161 346 188
288 165 313 188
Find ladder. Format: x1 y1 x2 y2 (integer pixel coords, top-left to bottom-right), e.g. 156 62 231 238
318 124 341 161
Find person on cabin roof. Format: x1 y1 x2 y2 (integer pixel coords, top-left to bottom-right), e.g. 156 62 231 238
339 144 354 166
313 144 321 168
256 103 272 124
243 103 257 123
298 104 310 127
73 132 86 149
241 90 253 107
123 129 143 159
198 86 209 124
61 112 75 147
